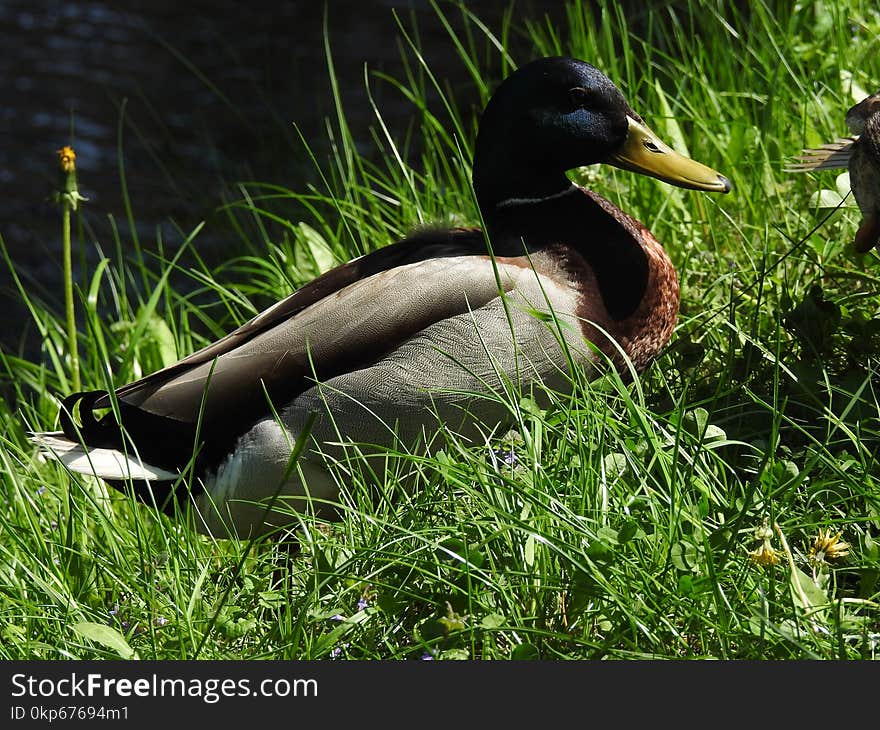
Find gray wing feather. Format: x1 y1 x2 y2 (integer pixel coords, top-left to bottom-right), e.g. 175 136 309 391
785 137 857 172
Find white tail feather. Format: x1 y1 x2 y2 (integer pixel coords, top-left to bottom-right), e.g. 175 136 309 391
30 431 178 481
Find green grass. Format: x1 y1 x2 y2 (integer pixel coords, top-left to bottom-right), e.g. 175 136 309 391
2 0 880 659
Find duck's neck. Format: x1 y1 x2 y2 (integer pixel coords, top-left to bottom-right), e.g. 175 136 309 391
472 133 577 220
479 183 654 321
475 169 575 213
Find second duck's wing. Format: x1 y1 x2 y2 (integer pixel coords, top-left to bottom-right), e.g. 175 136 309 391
786 137 858 172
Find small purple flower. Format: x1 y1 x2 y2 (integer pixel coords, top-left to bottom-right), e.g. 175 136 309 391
491 448 518 467
329 647 343 658
356 598 369 611
330 614 345 622
420 651 436 661
50 520 58 529
108 605 119 616
36 486 47 496
154 616 168 627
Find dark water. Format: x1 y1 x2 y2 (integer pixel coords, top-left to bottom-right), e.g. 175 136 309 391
1 0 565 360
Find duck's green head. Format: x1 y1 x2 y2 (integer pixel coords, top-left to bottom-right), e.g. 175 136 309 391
473 57 730 211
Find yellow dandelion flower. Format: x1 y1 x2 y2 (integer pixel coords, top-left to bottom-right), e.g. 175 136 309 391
748 542 781 566
57 145 76 173
54 145 86 211
808 529 850 564
748 519 780 567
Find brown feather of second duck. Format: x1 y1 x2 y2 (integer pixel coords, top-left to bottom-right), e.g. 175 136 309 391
788 91 880 252
845 92 880 252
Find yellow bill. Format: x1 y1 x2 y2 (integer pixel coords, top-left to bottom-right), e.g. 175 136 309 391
610 115 731 193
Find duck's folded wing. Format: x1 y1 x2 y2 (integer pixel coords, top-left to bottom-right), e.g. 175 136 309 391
60 228 552 472
104 228 482 407
785 137 857 172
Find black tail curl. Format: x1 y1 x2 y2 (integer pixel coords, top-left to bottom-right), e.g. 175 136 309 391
60 390 124 450
58 389 202 514
58 389 222 492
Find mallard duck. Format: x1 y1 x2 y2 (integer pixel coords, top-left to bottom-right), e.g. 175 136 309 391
788 90 880 252
33 57 730 537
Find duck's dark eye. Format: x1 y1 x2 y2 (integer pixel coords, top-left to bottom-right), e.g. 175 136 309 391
569 86 596 110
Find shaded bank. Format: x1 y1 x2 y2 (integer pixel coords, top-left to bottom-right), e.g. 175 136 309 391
1 0 561 358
